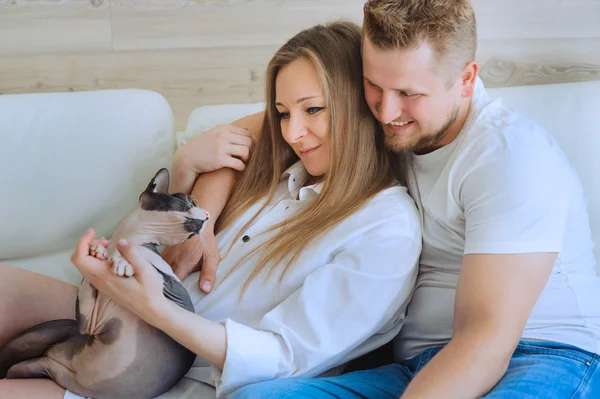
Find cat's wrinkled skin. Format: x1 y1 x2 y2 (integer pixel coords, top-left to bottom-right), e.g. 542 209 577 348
0 168 208 399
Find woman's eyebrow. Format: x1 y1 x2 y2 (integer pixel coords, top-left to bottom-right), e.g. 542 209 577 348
276 95 322 106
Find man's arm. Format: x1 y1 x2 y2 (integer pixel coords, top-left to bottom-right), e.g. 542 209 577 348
401 131 572 398
170 111 264 197
400 252 556 399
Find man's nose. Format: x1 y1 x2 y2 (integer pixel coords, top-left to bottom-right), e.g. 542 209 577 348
378 93 402 125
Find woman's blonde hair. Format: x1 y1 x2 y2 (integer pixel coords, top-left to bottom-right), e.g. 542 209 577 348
215 20 395 294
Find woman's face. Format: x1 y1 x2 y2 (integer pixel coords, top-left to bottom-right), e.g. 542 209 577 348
275 58 330 177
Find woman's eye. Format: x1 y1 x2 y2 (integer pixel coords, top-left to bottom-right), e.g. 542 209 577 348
307 107 324 115
401 91 416 97
278 111 290 119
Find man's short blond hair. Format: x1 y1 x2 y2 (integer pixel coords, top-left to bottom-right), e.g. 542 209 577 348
363 0 477 81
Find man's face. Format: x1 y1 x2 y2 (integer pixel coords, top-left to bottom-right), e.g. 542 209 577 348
362 36 465 155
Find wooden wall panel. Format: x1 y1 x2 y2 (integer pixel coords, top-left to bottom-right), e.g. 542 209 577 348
0 0 112 55
110 0 365 51
472 0 600 39
477 38 600 87
0 0 599 130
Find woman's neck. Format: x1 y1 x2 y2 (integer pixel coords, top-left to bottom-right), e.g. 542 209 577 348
304 174 322 187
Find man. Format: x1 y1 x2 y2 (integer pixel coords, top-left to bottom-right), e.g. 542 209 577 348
168 0 600 397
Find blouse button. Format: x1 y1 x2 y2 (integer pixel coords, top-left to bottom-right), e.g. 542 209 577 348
242 235 250 242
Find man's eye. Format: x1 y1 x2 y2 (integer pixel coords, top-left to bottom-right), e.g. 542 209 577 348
401 91 417 97
307 107 324 115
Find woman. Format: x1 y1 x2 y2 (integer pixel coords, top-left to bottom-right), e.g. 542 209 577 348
0 21 421 398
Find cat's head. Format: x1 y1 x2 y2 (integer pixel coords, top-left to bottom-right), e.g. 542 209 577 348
136 168 210 246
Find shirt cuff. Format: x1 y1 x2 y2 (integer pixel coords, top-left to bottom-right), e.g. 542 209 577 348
218 319 281 396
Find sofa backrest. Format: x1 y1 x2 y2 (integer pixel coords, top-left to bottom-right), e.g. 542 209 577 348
0 89 176 260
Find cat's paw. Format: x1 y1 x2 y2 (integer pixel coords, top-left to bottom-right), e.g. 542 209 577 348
111 253 135 277
89 243 107 260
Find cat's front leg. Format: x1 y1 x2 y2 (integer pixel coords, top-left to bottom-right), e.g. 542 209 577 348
90 242 107 260
111 251 135 277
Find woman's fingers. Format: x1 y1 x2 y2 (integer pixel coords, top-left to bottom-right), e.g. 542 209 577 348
72 228 96 261
198 233 220 294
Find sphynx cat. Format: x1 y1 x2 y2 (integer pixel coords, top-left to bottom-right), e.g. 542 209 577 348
0 168 208 399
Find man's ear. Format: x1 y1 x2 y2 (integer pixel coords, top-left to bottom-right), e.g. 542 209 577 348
460 61 479 97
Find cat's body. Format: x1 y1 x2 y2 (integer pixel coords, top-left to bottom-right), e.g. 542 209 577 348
0 169 208 399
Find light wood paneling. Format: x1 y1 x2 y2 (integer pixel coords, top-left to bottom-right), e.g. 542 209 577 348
110 0 365 51
0 45 277 130
0 0 599 130
0 0 112 55
477 38 600 87
472 0 600 39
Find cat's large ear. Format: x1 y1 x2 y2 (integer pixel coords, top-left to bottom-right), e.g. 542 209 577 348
144 168 170 195
139 168 169 209
139 168 170 207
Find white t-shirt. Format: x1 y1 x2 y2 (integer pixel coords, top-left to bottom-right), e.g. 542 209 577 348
394 77 600 361
181 161 422 397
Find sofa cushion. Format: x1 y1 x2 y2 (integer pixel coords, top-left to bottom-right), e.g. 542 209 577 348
0 89 176 266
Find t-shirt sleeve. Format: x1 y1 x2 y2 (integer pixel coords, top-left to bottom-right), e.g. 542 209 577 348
461 131 572 255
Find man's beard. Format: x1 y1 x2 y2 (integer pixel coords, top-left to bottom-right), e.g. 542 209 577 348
384 105 460 154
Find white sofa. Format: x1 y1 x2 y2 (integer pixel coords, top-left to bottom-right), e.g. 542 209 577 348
1 81 599 287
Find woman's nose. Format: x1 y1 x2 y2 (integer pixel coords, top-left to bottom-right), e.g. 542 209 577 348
286 115 308 143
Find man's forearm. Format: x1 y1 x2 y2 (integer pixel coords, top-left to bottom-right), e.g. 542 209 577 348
400 334 512 399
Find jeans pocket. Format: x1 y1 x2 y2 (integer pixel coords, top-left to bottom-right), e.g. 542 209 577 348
515 341 593 366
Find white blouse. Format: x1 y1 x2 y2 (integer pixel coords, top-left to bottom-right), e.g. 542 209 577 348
180 161 422 397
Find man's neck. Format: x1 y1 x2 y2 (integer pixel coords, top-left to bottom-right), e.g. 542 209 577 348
437 97 472 149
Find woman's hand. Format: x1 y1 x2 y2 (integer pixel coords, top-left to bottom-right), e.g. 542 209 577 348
161 223 221 294
71 229 168 326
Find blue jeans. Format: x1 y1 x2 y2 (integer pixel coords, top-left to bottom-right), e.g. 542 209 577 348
229 340 600 399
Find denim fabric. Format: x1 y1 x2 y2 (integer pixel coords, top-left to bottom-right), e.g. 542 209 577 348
229 340 600 399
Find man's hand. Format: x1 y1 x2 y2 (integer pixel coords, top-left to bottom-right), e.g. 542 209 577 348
170 112 263 195
162 224 221 294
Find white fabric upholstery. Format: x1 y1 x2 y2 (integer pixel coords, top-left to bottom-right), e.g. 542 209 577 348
1 89 176 284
